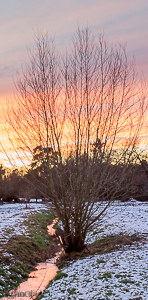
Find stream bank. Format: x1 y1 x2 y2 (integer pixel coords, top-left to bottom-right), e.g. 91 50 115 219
0 205 60 298
1 219 61 300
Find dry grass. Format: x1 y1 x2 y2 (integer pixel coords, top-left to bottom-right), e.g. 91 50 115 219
57 233 141 268
0 209 60 298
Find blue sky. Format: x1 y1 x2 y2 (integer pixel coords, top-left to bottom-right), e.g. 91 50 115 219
0 0 148 108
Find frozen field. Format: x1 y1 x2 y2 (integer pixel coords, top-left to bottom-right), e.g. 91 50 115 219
41 200 148 300
0 202 48 244
1 199 148 299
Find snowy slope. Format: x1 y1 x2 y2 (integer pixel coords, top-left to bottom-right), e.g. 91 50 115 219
41 200 148 300
0 202 48 244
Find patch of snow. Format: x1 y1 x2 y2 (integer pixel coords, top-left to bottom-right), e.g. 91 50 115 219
29 198 42 202
0 203 48 244
86 200 148 243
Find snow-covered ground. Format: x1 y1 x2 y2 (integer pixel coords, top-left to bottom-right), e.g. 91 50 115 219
86 199 148 244
41 199 148 300
0 202 48 244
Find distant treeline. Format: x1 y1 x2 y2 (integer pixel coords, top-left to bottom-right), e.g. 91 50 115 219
0 157 148 203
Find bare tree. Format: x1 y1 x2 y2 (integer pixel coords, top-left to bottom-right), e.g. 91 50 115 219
4 27 147 252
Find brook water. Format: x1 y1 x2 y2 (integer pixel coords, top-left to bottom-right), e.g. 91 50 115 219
2 218 61 300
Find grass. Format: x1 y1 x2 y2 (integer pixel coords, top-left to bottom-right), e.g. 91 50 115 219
0 206 59 298
90 233 141 254
0 208 144 299
120 278 135 284
4 210 59 264
98 272 112 280
53 270 68 280
35 231 143 300
67 287 76 295
57 233 141 268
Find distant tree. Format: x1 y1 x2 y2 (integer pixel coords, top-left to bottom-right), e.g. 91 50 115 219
0 164 5 198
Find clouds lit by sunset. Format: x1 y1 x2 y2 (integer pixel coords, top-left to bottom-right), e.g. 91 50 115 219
0 0 148 150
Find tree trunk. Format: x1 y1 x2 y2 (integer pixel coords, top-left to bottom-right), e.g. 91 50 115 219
56 228 85 253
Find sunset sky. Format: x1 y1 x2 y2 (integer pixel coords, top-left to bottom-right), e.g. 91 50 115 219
0 0 148 150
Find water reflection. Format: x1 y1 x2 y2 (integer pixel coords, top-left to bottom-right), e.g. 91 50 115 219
2 219 61 300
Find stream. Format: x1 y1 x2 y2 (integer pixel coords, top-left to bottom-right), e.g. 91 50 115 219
2 218 61 300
